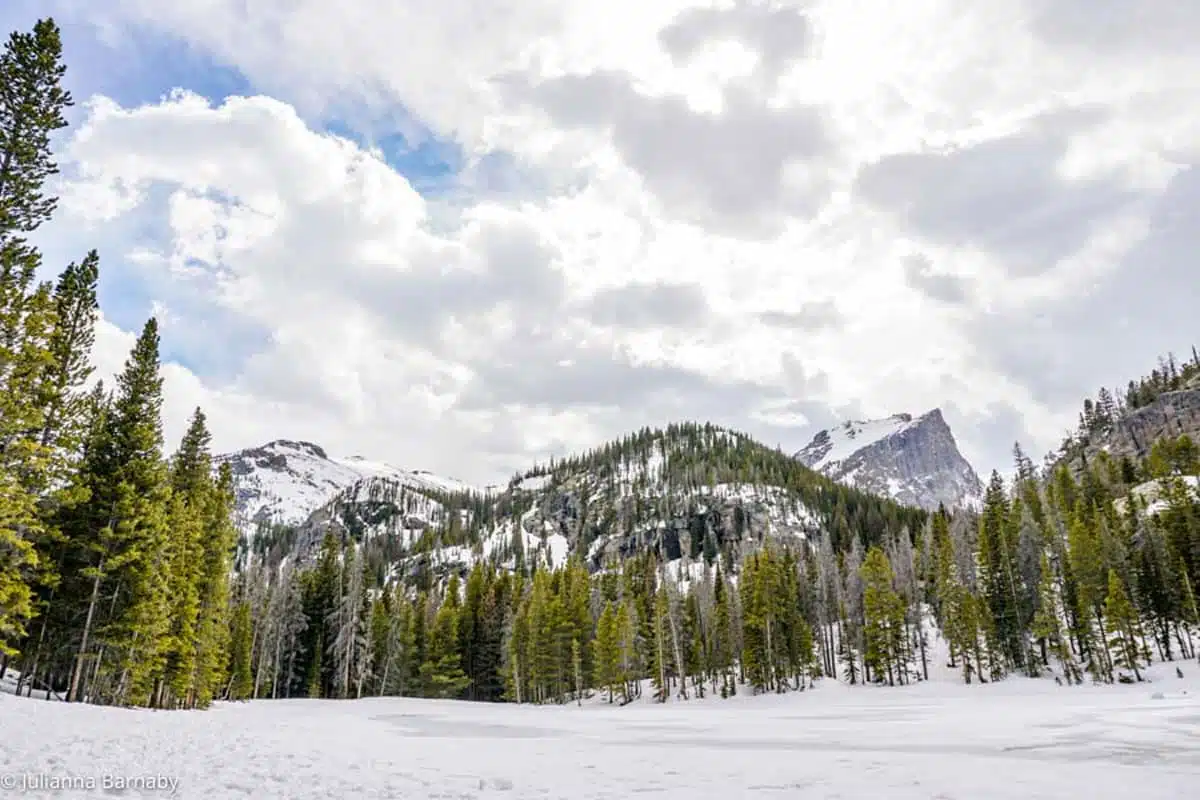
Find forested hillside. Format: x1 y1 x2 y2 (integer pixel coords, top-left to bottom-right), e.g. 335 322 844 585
257 423 925 586
0 20 237 708
224 382 1200 706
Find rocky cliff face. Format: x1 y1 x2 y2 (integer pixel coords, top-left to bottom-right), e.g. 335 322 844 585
795 409 983 511
1080 388 1200 465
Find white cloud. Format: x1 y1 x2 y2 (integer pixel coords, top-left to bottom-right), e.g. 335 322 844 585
35 0 1200 482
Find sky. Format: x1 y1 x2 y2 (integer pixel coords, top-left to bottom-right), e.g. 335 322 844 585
7 0 1199 486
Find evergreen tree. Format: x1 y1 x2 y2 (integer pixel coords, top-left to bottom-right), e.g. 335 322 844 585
191 462 236 707
1030 553 1079 683
228 601 254 700
595 600 620 702
0 18 73 658
420 576 469 698
1104 569 1143 682
860 547 905 686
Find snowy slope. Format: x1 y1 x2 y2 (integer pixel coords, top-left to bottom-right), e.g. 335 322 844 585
796 414 918 473
1114 475 1200 515
293 425 825 579
215 440 477 536
2 663 1197 799
796 410 983 511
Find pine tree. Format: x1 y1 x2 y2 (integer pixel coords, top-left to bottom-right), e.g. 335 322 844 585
33 251 99 481
651 578 671 701
190 462 236 706
1104 569 1143 682
595 600 620 703
0 18 73 658
59 319 172 705
1068 505 1111 683
228 601 254 700
420 582 469 699
1030 553 1079 683
976 471 1026 677
712 566 735 697
840 539 865 684
616 598 637 703
861 547 904 686
156 410 212 706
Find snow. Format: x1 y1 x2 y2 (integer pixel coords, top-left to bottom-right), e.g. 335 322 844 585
544 532 570 569
799 414 915 473
217 441 479 537
1116 475 1200 515
2 664 1197 799
511 473 551 493
337 459 478 496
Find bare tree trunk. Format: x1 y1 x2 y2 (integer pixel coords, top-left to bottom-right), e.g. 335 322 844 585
68 558 104 703
917 617 929 681
666 583 688 700
765 614 775 692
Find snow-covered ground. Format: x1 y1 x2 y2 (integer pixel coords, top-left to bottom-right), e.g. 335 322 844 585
3 663 1197 799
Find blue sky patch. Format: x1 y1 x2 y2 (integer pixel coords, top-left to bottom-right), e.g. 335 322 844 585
5 3 466 383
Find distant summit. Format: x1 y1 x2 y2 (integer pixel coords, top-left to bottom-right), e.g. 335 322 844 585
215 440 475 537
795 409 983 511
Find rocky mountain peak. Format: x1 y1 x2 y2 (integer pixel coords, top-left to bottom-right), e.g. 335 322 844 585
795 408 982 511
215 440 473 536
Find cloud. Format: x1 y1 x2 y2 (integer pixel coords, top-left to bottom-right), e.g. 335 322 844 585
854 115 1139 275
24 0 1200 486
658 1 815 83
757 300 843 331
514 71 833 233
586 281 711 329
901 255 970 306
966 165 1200 412
1027 0 1200 53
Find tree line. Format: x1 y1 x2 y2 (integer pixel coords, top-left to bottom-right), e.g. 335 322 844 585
0 19 237 708
223 431 1199 705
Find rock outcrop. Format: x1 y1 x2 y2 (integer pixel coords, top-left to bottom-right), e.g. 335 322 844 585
795 409 983 511
1077 388 1200 467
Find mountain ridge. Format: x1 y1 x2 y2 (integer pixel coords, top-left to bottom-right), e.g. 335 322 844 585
795 408 983 511
230 422 928 581
215 439 477 536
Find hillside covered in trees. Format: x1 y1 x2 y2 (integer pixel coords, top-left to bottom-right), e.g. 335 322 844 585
0 20 238 708
253 423 927 586
223 372 1200 706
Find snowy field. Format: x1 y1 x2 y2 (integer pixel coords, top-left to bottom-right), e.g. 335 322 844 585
2 666 1198 799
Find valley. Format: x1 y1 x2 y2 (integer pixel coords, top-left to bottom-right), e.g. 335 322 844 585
2 9 1200 800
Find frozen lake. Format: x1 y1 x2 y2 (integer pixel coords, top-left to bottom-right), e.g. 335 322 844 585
2 666 1198 799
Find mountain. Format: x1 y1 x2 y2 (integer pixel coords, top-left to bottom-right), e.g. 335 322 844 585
1069 387 1200 470
794 409 983 511
1059 353 1200 476
264 422 926 581
215 439 475 535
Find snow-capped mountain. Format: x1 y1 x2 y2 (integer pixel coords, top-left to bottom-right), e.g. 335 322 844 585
280 423 922 582
215 439 476 535
795 410 983 511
